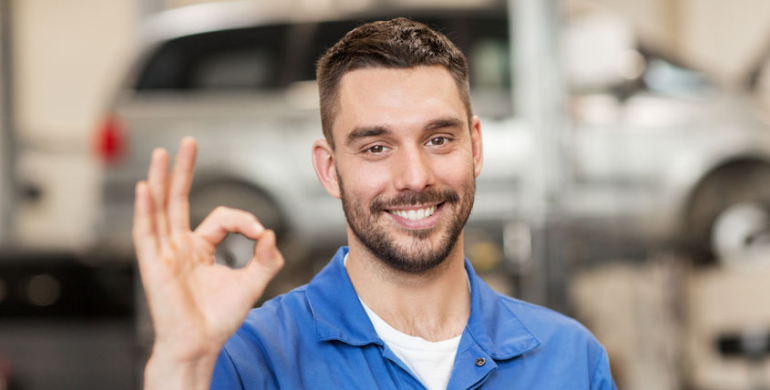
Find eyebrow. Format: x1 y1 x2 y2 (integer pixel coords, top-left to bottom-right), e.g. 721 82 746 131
345 126 391 146
424 117 464 131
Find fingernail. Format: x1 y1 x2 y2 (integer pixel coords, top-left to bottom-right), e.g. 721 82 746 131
151 148 163 160
254 222 265 233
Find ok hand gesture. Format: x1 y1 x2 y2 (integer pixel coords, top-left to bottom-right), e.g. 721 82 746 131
132 137 283 389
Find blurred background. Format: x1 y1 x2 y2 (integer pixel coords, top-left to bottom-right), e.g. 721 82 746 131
2 0 770 388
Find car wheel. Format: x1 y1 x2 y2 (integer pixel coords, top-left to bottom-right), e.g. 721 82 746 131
711 202 770 268
686 161 770 265
189 181 313 303
190 182 286 269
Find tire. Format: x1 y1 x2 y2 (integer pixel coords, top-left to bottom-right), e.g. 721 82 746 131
710 202 770 268
686 161 770 266
189 181 315 303
190 182 286 269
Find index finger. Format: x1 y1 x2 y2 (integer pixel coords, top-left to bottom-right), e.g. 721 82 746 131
168 137 197 232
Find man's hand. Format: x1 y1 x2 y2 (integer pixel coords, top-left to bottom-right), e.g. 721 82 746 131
133 137 284 389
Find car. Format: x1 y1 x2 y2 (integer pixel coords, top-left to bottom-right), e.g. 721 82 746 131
93 0 770 296
93 1 521 294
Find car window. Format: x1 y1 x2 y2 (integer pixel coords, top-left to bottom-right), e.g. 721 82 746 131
135 24 290 91
292 19 359 84
134 12 512 114
642 56 713 97
465 17 511 94
292 14 512 115
294 15 509 86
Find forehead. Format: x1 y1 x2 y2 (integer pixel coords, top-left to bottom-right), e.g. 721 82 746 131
333 65 467 140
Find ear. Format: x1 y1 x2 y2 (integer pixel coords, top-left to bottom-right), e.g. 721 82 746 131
471 115 483 178
312 139 341 199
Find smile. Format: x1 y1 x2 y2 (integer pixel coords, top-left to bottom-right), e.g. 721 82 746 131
387 205 438 221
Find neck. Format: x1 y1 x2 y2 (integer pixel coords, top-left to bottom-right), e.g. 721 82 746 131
345 233 471 342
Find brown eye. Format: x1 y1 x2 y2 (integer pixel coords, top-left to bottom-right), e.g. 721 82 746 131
427 137 448 146
367 145 386 154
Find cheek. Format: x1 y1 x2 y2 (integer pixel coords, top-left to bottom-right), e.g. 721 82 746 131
339 160 391 200
435 153 475 187
442 171 472 192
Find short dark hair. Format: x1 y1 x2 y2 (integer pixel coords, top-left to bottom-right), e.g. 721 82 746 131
316 17 472 148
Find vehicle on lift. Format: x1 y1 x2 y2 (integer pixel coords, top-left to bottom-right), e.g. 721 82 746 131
93 1 770 293
94 2 521 294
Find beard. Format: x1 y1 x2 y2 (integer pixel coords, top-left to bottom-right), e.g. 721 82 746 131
338 172 475 274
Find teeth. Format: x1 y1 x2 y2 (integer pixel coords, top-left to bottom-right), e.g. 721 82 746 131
390 206 437 221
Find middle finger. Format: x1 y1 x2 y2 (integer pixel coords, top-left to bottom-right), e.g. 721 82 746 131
168 137 197 233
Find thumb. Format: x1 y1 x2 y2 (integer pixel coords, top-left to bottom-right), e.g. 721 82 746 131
243 229 284 289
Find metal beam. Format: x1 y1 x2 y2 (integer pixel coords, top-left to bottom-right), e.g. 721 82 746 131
510 0 570 310
0 0 16 246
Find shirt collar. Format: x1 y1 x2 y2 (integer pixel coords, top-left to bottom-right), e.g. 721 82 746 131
306 246 540 360
463 257 541 360
306 247 383 346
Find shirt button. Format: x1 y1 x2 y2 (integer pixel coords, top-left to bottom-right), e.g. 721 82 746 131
475 357 486 367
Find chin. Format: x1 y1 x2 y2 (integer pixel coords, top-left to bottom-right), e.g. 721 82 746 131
365 229 462 274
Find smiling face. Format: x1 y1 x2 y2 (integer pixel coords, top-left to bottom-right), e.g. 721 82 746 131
313 65 483 273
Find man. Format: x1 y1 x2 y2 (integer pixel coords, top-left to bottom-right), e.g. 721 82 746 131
133 18 617 389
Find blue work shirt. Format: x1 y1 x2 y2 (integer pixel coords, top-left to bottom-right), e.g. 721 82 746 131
211 247 617 389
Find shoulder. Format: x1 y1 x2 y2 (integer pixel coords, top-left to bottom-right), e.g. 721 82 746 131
212 286 315 388
500 295 587 331
231 285 315 348
496 293 604 354
490 294 616 388
219 285 315 366
464 273 617 388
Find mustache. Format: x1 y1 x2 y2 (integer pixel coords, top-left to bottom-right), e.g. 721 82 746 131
370 189 460 214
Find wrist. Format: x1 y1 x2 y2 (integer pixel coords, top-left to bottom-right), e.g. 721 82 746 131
143 345 219 390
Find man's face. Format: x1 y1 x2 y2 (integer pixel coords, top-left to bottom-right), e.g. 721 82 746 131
328 65 483 273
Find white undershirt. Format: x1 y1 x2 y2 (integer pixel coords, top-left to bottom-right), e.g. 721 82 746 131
344 254 464 390
360 299 461 390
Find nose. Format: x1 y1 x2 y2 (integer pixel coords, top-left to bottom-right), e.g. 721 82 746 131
393 145 435 192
